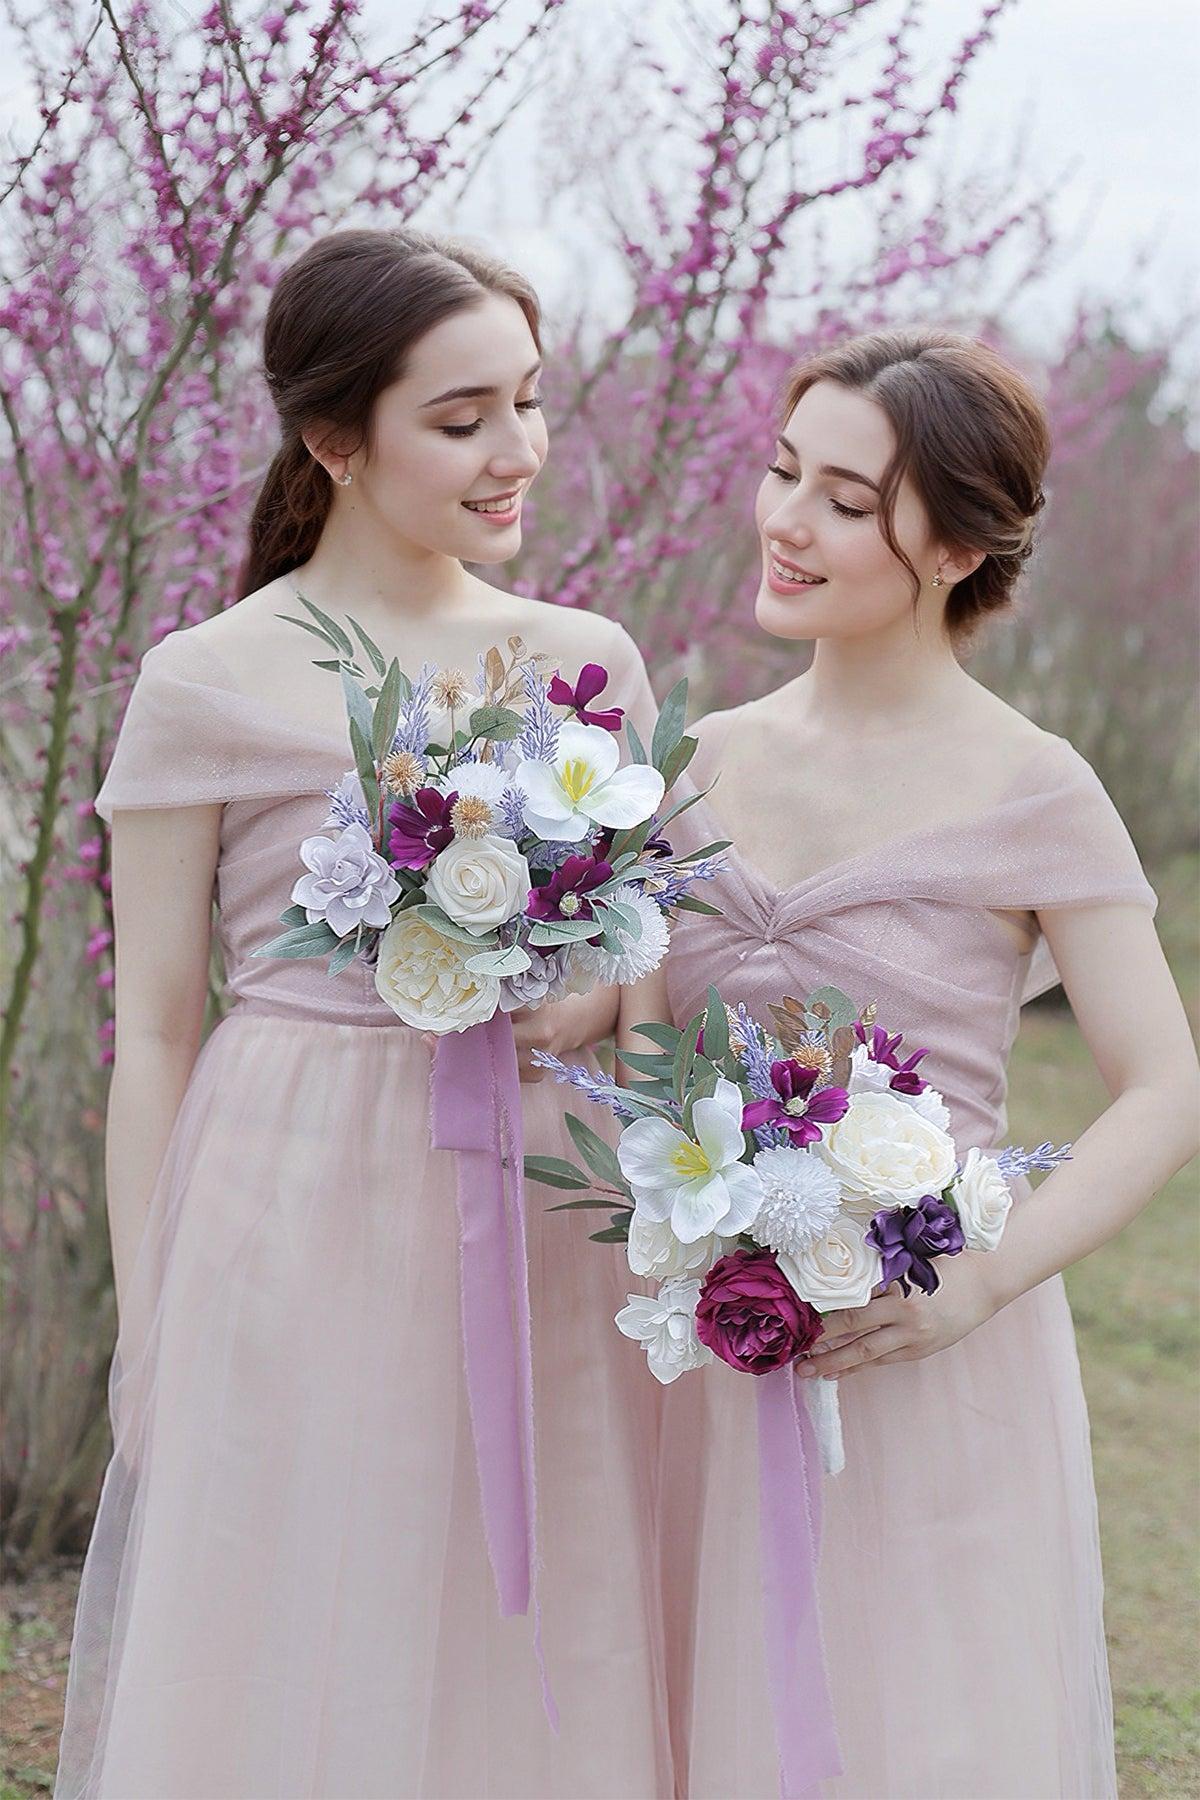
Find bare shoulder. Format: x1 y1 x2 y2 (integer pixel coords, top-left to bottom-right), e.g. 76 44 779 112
498 591 635 665
958 678 1065 765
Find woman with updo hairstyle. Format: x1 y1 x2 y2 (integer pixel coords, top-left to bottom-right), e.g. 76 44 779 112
57 228 674 1798
624 328 1198 1797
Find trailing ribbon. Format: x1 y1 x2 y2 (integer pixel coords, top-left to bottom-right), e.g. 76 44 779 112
430 1011 557 1731
757 1364 842 1799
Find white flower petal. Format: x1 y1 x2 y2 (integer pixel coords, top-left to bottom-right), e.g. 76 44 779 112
692 1084 747 1172
714 1162 765 1236
585 763 667 828
671 1173 735 1243
617 1116 690 1191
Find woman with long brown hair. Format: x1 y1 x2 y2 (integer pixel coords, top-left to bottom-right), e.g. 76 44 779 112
628 329 1198 1796
56 229 672 1799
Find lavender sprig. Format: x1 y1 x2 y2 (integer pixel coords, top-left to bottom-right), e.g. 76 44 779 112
392 662 435 757
518 664 560 762
498 786 529 837
994 1142 1073 1182
529 1050 637 1122
322 770 370 832
648 854 726 910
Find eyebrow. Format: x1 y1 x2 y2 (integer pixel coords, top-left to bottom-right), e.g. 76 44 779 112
421 363 542 408
776 434 880 493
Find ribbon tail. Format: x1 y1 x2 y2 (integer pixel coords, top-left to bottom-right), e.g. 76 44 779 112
430 1016 557 1732
757 1365 842 1800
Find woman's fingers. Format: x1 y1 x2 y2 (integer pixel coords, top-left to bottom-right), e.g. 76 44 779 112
798 1324 912 1378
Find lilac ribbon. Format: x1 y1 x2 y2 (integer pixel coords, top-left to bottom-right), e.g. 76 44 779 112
757 1365 842 1799
430 1011 557 1731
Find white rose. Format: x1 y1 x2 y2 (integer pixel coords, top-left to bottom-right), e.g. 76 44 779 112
819 1090 957 1208
426 833 531 936
615 1277 714 1385
626 1213 730 1281
374 911 500 1034
778 1215 882 1313
950 1148 1013 1252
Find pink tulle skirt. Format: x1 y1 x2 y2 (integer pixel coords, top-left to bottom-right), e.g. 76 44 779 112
55 1008 672 1800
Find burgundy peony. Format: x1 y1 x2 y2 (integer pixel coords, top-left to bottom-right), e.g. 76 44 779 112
696 1248 824 1375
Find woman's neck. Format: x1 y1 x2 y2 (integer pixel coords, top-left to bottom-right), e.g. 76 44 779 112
797 613 973 736
290 502 475 629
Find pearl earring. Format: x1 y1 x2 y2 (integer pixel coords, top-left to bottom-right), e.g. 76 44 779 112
337 470 353 488
930 572 944 588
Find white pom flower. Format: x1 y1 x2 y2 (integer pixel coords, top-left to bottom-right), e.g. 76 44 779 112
615 1277 714 1384
749 1147 844 1259
438 759 512 807
573 884 670 985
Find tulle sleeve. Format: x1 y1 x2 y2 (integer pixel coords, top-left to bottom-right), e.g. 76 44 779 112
94 628 338 822
1019 740 1157 1002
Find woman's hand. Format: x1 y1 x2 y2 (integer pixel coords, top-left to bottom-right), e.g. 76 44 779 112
511 986 620 1083
797 1254 1000 1377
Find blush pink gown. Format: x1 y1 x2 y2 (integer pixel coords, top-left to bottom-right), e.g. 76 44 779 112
659 711 1155 1800
56 625 673 1800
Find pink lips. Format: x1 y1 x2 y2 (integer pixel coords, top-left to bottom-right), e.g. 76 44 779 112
766 550 826 596
463 488 522 527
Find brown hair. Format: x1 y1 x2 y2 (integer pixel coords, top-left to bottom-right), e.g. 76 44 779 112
240 228 542 596
782 328 1050 641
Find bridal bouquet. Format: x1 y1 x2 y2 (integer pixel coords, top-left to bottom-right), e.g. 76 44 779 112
254 598 726 1018
529 982 1069 1464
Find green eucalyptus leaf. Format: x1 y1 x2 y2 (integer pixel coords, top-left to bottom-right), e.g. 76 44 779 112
411 904 489 946
328 936 359 977
625 717 648 764
348 718 380 819
631 1021 683 1051
298 593 355 657
672 893 722 917
372 660 402 761
599 899 643 941
588 1225 631 1244
527 918 605 947
465 942 530 977
660 733 698 790
253 921 341 960
650 678 688 773
524 1155 593 1190
468 704 524 742
703 986 730 1066
347 614 387 677
565 1114 626 1188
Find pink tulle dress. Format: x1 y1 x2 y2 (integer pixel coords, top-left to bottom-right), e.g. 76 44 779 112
56 624 673 1800
659 707 1156 1800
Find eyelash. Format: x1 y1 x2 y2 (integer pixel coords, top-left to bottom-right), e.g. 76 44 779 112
766 464 870 519
441 396 543 439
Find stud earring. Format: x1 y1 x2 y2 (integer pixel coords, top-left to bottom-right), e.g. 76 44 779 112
930 571 944 588
337 470 353 488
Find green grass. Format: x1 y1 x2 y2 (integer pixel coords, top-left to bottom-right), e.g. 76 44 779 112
1008 854 1199 1799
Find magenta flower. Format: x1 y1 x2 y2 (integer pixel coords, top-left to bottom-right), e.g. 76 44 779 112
696 1248 824 1375
526 854 613 924
387 788 457 870
741 1059 849 1146
547 663 625 731
854 1021 930 1095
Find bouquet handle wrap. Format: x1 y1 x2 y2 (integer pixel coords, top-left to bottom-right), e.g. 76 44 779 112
430 1013 557 1732
806 1375 846 1477
757 1365 842 1799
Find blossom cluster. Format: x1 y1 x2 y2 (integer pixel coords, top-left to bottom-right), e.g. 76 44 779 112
255 603 725 1032
531 985 1067 1424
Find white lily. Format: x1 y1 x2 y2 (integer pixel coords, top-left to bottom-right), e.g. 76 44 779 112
617 1077 764 1244
514 721 664 843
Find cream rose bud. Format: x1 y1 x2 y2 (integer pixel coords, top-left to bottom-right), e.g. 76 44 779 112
778 1215 882 1312
819 1090 957 1208
626 1213 730 1281
950 1148 1013 1252
426 834 531 936
374 912 500 1034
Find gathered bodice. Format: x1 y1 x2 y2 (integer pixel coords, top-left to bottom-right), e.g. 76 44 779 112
665 741 1156 1154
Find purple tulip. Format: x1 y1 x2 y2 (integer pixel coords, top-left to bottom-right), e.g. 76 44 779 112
741 1058 849 1147
547 662 625 731
866 1196 965 1297
526 854 613 925
387 787 456 870
854 1021 930 1095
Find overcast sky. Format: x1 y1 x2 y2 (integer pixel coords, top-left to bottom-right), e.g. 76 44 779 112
2 0 1196 368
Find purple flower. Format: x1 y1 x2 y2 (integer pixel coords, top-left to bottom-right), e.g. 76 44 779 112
291 823 400 937
526 854 613 925
866 1196 965 1297
854 1021 930 1095
741 1059 849 1147
594 822 672 862
696 1248 824 1374
547 662 625 731
387 787 456 870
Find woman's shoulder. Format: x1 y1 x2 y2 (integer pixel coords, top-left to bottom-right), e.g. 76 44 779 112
502 591 638 664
